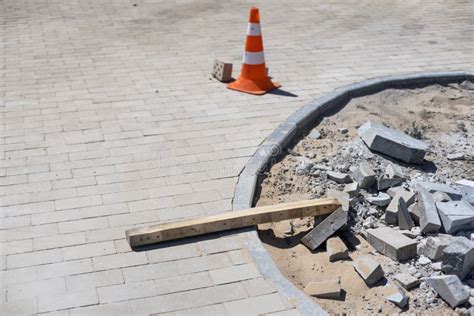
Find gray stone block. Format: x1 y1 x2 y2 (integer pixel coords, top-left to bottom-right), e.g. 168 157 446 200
456 180 474 206
377 176 405 191
326 236 349 262
386 164 406 179
301 207 347 251
408 202 420 225
353 257 384 286
327 171 352 184
385 191 415 225
417 235 453 261
397 198 414 230
441 237 474 280
426 275 469 308
366 192 391 207
436 200 474 234
394 273 419 290
326 189 355 213
386 287 408 308
419 182 463 200
352 162 376 189
432 191 451 203
367 227 417 261
304 279 342 299
417 185 442 233
358 121 428 164
344 182 359 198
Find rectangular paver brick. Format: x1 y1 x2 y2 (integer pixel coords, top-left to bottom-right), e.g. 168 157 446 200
8 248 63 269
177 253 232 275
0 298 38 315
98 280 157 303
123 261 178 283
92 252 147 271
67 269 124 292
38 289 99 313
209 263 260 285
155 271 213 295
69 301 132 316
37 259 93 280
147 243 201 263
62 241 116 261
7 277 66 300
223 293 288 316
34 232 86 250
59 217 109 234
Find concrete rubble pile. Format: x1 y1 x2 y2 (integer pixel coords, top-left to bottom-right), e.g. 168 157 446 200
294 121 474 312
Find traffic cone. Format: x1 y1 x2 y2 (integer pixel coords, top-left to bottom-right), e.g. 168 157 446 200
227 7 280 95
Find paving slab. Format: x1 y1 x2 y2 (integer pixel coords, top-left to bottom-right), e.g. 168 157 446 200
367 227 417 261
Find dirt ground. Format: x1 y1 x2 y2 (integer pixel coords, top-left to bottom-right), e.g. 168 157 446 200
255 83 474 315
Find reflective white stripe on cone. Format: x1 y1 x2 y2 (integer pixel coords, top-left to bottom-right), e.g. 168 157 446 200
247 23 261 36
243 51 265 65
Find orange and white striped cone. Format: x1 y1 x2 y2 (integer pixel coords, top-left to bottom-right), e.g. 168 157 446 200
227 7 280 95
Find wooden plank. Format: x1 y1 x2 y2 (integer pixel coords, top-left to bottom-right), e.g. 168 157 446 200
126 198 341 247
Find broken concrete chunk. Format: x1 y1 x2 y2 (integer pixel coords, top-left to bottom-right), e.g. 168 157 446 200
441 237 474 280
387 186 404 198
367 227 417 261
353 256 384 287
358 121 428 164
456 180 474 206
386 164 406 179
327 171 352 184
344 182 359 198
398 198 414 230
417 235 453 261
426 275 469 308
447 153 465 161
308 130 321 140
432 191 452 203
416 185 442 234
305 278 342 299
408 203 420 225
386 286 409 308
385 191 415 225
326 236 349 262
401 226 420 239
377 176 405 191
419 182 463 200
366 192 391 207
436 200 474 234
352 161 376 189
301 207 347 251
394 273 420 290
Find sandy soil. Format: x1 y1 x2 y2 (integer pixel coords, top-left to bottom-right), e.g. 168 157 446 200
255 83 474 315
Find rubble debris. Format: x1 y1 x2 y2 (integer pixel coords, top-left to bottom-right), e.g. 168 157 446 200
447 153 465 161
366 192 391 207
386 163 406 179
338 127 349 134
378 176 404 191
394 273 420 290
426 275 469 308
416 185 442 234
326 236 349 262
357 121 428 164
432 191 451 203
436 200 474 234
386 285 409 308
418 255 431 265
401 227 420 239
408 203 420 225
305 278 342 299
387 186 404 198
417 235 453 261
327 171 352 184
419 182 463 200
301 207 348 251
456 179 474 206
353 256 384 287
397 198 414 230
367 227 417 261
326 189 355 213
308 130 321 140
352 161 376 189
344 182 359 198
440 237 474 280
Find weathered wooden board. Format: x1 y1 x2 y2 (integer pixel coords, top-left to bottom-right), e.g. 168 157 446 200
126 198 341 247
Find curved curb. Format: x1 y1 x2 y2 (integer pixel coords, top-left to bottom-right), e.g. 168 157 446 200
232 70 474 315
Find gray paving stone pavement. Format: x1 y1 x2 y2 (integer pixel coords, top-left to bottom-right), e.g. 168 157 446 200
1 0 473 314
